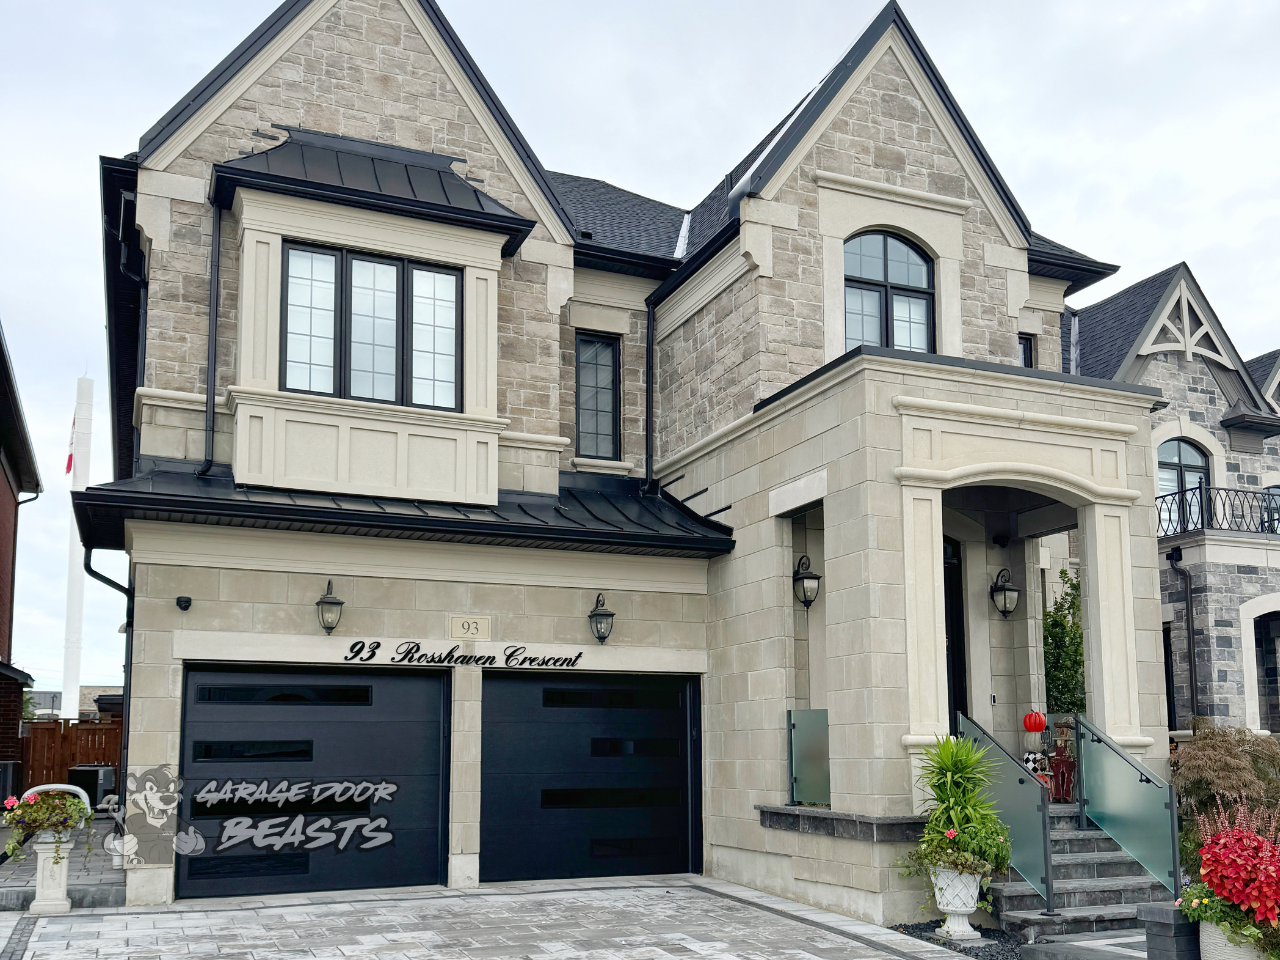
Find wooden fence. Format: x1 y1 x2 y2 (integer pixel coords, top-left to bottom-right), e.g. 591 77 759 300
21 720 122 790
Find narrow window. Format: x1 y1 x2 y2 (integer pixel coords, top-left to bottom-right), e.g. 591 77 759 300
280 244 461 411
284 248 337 394
575 333 620 461
842 232 934 353
1019 334 1036 368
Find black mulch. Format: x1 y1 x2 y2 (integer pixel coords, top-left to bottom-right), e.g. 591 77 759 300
895 919 1025 960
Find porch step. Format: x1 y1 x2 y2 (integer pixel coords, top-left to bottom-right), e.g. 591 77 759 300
1050 829 1122 855
1000 903 1141 941
1048 853 1149 881
989 875 1169 914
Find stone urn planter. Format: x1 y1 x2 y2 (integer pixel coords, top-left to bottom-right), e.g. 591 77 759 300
1201 923 1266 960
29 830 77 916
929 867 983 940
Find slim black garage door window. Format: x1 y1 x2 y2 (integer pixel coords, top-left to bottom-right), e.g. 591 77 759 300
482 671 700 882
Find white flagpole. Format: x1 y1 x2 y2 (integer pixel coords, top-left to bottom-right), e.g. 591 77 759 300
60 377 93 720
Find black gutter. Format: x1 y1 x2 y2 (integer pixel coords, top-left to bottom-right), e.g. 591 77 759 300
211 165 536 258
573 241 681 282
196 202 221 477
754 344 1164 415
1028 247 1120 298
645 300 656 492
1166 546 1198 725
100 156 145 482
84 550 134 809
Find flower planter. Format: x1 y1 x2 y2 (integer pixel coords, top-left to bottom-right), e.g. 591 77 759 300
1200 923 1266 960
929 867 983 940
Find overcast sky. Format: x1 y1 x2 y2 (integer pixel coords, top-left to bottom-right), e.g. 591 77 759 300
1 0 1277 692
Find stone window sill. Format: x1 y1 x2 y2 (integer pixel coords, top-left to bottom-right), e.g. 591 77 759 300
571 457 636 477
755 804 926 844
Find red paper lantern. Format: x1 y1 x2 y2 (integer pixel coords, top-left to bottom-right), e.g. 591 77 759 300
1023 711 1047 733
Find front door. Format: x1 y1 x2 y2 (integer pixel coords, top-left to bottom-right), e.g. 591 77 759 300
943 537 969 734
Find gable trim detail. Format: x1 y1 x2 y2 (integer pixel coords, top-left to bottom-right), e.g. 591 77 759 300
741 4 1031 248
812 170 974 217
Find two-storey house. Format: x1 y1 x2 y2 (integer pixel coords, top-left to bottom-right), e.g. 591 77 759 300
76 0 1174 925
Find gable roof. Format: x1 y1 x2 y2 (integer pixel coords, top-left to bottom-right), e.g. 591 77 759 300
0 316 41 495
1246 348 1280 395
211 127 535 257
136 0 575 239
1066 264 1182 380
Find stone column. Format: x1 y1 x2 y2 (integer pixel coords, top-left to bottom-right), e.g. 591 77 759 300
901 485 948 813
1078 503 1151 754
448 665 482 888
29 837 75 915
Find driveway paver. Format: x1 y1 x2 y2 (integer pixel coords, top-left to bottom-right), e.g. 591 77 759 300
10 876 965 960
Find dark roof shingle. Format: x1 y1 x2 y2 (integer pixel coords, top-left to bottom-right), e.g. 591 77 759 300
1067 264 1182 380
545 172 685 259
1245 349 1280 394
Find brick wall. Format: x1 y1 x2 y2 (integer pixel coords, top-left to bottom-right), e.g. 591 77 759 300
0 676 24 763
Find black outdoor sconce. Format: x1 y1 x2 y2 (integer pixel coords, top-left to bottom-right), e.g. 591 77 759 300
793 555 822 610
588 594 615 643
315 579 345 635
989 568 1020 618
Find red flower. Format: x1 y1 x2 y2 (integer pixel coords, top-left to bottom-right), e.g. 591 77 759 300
945 829 957 839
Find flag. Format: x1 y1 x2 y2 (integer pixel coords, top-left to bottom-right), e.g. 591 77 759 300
66 415 75 475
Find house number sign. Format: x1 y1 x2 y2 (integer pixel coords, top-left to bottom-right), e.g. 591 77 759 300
449 615 490 640
342 640 584 669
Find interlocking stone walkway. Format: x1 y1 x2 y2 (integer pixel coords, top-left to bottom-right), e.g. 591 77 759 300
10 876 966 960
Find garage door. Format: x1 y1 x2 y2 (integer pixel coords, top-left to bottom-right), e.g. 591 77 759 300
177 666 447 899
481 672 700 882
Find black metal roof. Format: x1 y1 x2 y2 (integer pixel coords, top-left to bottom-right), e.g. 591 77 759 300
1245 349 1280 396
73 460 734 559
136 0 576 239
0 317 40 495
1066 264 1183 381
212 128 536 258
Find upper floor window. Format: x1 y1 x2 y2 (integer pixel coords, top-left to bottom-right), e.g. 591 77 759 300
283 243 462 411
575 332 620 461
1157 438 1209 494
843 231 933 354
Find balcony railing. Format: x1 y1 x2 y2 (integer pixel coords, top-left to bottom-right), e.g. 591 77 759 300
1157 482 1280 538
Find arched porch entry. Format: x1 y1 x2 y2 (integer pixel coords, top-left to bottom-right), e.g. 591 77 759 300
899 466 1153 811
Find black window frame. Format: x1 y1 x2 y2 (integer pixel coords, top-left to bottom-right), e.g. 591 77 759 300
279 240 464 413
574 331 622 461
1157 438 1210 493
1019 334 1036 368
842 231 935 354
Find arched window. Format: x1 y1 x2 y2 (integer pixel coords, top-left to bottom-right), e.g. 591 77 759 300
1157 438 1209 494
843 232 934 353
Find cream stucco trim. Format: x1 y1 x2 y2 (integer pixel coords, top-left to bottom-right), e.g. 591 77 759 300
656 352 1156 478
132 388 228 428
568 302 631 336
1150 417 1228 492
571 457 637 477
1026 277 1069 315
894 464 1140 507
225 385 506 429
126 521 709 594
768 470 828 517
518 239 573 269
655 242 749 344
172 630 708 675
893 396 1139 439
498 430 571 453
573 270 658 312
757 27 1025 250
812 172 973 217
140 0 342 171
1241 594 1280 734
1175 534 1280 569
1137 280 1232 368
233 189 506 271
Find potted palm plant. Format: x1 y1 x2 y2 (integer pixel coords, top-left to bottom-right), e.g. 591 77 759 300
901 737 1012 940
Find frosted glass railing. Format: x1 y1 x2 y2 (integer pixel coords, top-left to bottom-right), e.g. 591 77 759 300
788 709 830 805
960 714 1056 909
1075 715 1180 893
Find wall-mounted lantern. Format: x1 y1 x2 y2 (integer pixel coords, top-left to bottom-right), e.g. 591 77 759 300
793 555 822 610
588 594 615 643
315 579 345 635
989 568 1020 619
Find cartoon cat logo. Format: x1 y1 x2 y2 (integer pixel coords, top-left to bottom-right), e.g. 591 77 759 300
106 766 205 864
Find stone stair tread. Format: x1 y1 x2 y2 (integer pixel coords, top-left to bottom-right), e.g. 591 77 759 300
999 903 1139 923
1048 852 1143 865
1050 828 1110 840
990 876 1165 896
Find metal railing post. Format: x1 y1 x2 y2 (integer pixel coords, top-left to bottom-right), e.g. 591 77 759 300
1168 783 1182 892
1199 476 1209 531
1074 714 1087 831
1040 781 1058 916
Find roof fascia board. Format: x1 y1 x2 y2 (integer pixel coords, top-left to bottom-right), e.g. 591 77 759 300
100 156 144 482
396 0 574 245
1115 271 1183 385
0 321 41 494
1262 360 1280 415
748 11 1029 249
139 0 340 170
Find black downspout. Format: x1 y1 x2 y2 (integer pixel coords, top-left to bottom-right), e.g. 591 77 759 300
196 202 221 477
132 283 149 478
1167 546 1198 726
644 299 656 493
84 549 134 803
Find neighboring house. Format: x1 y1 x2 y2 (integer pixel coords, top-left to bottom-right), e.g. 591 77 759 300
1066 265 1280 736
0 317 40 794
79 685 124 719
75 0 1176 926
27 690 60 719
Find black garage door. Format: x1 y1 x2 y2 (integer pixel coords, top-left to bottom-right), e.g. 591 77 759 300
481 672 700 881
177 666 447 899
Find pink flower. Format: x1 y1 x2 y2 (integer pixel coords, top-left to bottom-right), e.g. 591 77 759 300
3 797 16 810
1175 898 1183 906
54 799 64 806
997 836 1004 842
22 794 36 805
945 829 957 839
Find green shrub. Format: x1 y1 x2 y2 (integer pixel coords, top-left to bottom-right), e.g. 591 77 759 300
1044 569 1085 714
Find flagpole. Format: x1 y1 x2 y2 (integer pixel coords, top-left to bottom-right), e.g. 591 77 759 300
60 377 93 720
